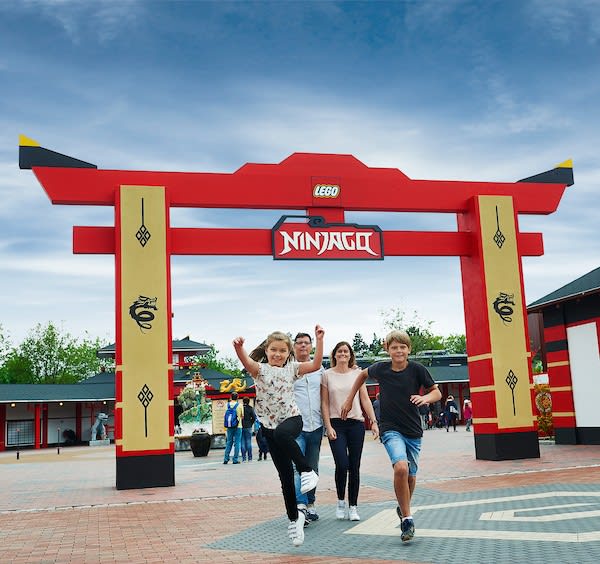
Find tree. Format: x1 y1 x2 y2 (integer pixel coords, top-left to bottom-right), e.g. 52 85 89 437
0 322 109 384
185 344 242 378
0 323 10 364
352 333 369 356
380 306 466 355
367 333 384 356
0 325 12 382
442 334 466 354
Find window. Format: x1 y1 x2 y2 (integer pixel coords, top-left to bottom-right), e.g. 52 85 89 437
6 420 35 446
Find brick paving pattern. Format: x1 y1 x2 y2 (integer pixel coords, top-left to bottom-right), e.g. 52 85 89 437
1 429 600 563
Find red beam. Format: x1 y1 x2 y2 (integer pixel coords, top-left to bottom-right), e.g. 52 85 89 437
73 226 544 257
33 153 568 214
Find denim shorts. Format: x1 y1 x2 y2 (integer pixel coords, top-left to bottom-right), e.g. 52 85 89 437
381 430 422 476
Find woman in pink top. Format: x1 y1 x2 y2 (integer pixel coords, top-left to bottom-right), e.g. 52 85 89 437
322 341 379 522
463 399 473 431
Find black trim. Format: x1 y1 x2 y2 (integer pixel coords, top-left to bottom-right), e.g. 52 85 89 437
556 427 600 445
555 427 578 444
543 306 565 328
474 431 540 460
518 166 573 187
575 427 600 445
545 339 568 353
116 454 174 490
19 145 96 170
565 295 600 324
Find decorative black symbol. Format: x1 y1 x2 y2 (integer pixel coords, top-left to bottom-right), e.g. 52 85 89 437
493 206 506 249
493 292 515 324
136 198 151 247
505 370 518 416
129 296 157 332
137 384 154 437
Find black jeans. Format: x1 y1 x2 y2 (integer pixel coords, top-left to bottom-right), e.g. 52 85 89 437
262 415 313 521
328 418 365 506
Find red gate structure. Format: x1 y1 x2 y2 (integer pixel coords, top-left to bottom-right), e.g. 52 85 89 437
20 135 573 489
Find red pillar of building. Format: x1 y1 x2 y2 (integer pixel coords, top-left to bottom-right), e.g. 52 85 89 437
0 404 6 451
76 403 83 443
34 404 41 449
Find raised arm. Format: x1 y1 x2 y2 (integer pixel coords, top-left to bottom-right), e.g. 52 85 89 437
340 368 369 419
298 324 325 375
232 336 260 378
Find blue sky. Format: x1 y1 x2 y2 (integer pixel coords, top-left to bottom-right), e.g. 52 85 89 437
1 0 599 360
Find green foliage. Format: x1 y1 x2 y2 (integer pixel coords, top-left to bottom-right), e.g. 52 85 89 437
367 333 383 356
379 306 466 355
352 333 369 356
442 334 467 354
177 385 212 424
0 323 10 364
185 344 242 378
0 322 109 384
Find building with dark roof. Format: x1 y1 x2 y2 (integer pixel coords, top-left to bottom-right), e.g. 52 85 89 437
527 266 600 444
0 338 220 451
1 337 470 451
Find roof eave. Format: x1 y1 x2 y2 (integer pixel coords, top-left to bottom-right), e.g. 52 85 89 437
527 287 600 312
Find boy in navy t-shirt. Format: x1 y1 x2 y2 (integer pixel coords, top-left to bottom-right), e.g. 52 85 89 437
341 330 441 543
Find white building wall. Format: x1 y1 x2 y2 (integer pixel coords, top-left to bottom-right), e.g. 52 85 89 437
567 322 600 428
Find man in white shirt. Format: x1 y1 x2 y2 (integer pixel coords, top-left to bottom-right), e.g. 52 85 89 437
293 332 324 523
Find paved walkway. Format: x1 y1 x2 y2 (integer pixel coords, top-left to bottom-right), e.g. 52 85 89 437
1 429 600 563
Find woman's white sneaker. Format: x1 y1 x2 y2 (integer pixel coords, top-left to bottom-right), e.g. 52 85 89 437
348 506 360 521
288 510 305 546
335 500 347 520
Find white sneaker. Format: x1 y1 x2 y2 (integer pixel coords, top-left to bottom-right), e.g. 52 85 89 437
288 510 305 546
335 500 347 520
348 506 360 521
300 470 319 494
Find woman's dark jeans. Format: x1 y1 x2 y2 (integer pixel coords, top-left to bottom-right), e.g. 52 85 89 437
328 418 365 506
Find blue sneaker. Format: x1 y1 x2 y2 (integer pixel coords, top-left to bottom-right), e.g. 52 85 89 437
396 506 402 520
306 506 319 522
400 518 415 542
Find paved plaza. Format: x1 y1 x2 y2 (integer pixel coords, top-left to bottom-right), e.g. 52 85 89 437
1 429 600 563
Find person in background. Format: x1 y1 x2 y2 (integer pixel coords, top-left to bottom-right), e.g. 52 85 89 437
241 396 256 462
463 399 473 432
255 418 269 460
419 403 429 431
293 332 325 524
445 395 459 432
223 391 243 464
372 392 381 427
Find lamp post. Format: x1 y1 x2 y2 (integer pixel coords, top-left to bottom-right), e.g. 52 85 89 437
195 389 201 427
16 428 20 460
57 427 61 455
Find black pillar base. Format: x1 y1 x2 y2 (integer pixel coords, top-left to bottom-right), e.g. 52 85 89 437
555 427 578 445
475 431 540 461
556 426 600 445
116 454 175 490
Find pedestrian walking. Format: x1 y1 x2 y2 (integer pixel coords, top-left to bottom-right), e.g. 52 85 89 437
341 330 441 543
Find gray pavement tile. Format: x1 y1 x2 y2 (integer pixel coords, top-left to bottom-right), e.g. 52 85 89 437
207 486 600 563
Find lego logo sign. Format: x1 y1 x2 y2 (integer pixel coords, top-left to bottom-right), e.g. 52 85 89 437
272 216 383 260
313 184 340 198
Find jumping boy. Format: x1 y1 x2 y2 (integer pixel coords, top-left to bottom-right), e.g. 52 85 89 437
340 330 441 542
